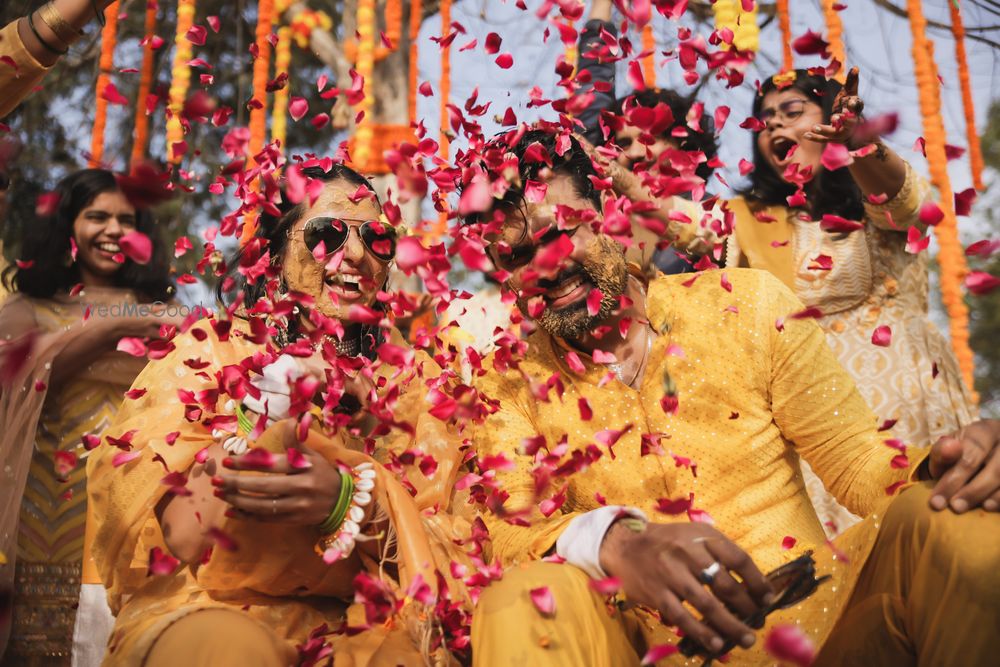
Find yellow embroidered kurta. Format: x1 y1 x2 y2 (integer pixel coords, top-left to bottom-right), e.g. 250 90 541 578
0 20 50 119
473 269 924 661
726 164 976 534
0 290 147 666
88 320 471 666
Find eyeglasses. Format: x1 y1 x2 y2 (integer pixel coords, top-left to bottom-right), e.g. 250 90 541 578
490 223 580 273
678 550 832 665
292 216 397 262
757 98 813 127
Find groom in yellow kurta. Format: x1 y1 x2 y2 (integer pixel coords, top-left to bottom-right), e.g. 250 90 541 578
465 128 1000 666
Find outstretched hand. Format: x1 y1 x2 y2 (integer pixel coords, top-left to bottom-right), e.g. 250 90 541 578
927 419 1000 513
599 520 773 656
802 67 864 147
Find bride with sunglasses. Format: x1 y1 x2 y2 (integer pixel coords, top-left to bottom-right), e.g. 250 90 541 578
86 164 473 666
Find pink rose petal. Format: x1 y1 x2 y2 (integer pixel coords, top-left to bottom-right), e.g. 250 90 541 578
119 231 153 264
529 586 556 617
871 325 892 347
966 271 1000 296
918 201 945 226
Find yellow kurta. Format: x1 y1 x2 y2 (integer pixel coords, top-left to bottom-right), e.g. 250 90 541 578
473 269 922 661
726 164 977 533
0 290 147 665
0 20 50 119
87 320 472 666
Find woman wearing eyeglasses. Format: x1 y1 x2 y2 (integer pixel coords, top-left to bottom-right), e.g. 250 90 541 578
86 164 473 666
725 68 977 535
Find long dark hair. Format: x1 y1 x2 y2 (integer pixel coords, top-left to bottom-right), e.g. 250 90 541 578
740 69 864 221
2 168 173 301
216 163 386 360
609 88 718 182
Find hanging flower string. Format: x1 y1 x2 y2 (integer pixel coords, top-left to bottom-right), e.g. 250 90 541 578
640 24 655 88
271 23 293 156
949 0 984 191
775 0 793 72
89 2 120 167
407 0 422 124
352 0 377 171
130 1 159 168
240 0 275 245
248 0 274 161
820 0 846 81
907 0 977 399
433 0 452 242
712 0 759 53
166 0 196 164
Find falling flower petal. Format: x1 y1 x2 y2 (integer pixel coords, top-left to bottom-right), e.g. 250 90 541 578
119 231 153 265
112 449 142 467
100 82 129 106
918 202 945 226
782 535 797 550
764 625 816 667
819 215 864 233
289 97 309 121
117 337 148 357
966 271 1000 296
954 188 977 216
641 644 679 665
820 143 852 171
905 227 929 254
147 547 180 576
529 586 556 617
495 53 514 69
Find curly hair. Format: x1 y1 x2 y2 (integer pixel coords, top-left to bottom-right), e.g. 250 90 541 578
608 88 718 183
739 69 864 221
2 168 173 301
461 126 601 228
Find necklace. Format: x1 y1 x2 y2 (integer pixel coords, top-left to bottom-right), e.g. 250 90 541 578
608 325 653 388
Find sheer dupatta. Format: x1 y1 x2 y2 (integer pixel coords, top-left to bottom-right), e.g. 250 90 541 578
0 290 145 654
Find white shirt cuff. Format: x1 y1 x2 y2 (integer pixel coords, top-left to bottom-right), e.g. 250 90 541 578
555 506 648 579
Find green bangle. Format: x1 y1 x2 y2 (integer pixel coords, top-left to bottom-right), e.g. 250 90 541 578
318 471 354 535
234 402 254 435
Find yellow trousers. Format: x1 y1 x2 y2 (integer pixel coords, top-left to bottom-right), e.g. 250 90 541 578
472 483 1000 666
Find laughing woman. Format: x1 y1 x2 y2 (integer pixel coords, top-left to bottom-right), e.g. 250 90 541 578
0 169 177 665
725 68 977 533
86 164 471 667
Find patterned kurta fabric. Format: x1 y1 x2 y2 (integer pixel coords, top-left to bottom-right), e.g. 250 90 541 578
1 291 146 666
728 164 976 535
473 269 926 662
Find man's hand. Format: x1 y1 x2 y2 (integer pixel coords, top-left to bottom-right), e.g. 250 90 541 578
927 419 1000 513
599 520 774 655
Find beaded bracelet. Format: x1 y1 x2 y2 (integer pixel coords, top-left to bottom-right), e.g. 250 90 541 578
315 463 376 562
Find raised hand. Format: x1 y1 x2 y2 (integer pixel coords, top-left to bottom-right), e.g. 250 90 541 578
215 420 344 525
598 519 774 655
803 67 863 147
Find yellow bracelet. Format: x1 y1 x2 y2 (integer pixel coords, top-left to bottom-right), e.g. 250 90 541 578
38 2 83 48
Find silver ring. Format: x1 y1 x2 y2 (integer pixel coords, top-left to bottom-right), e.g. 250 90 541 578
272 499 277 515
699 561 722 585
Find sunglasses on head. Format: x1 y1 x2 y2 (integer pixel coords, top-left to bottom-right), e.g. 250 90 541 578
678 550 832 666
297 216 397 262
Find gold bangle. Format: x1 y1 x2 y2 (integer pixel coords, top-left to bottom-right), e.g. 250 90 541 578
38 2 83 48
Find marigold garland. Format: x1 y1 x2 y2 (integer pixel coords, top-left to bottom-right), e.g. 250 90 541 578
130 1 158 168
248 0 274 162
712 0 759 53
432 0 451 241
820 0 846 82
352 0 377 171
907 0 977 398
166 0 196 164
271 24 293 154
775 0 793 72
640 24 655 88
949 1 984 191
89 2 120 167
407 0 422 123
